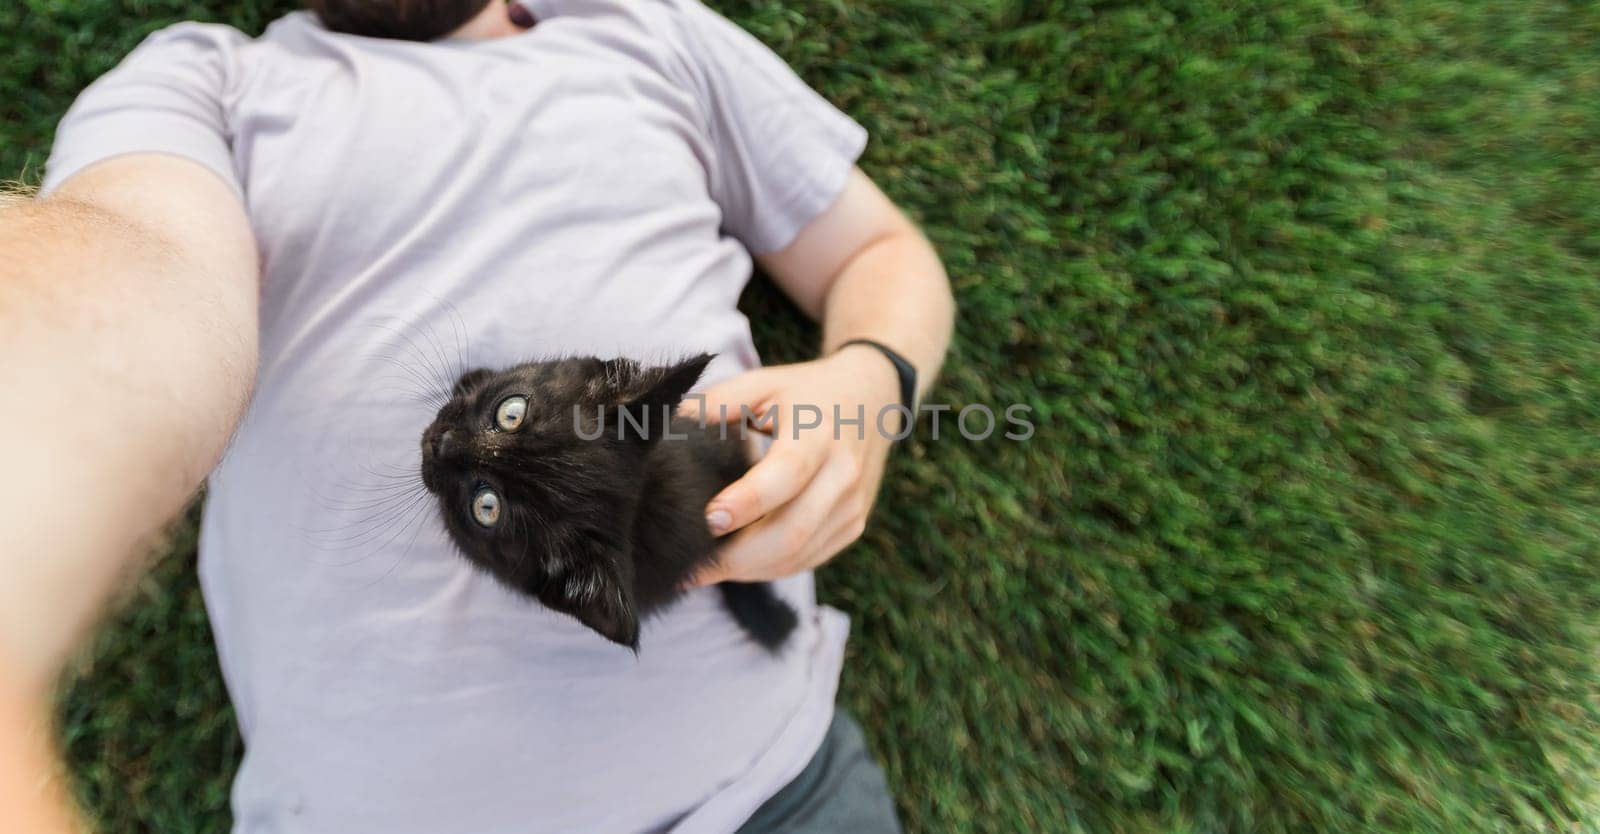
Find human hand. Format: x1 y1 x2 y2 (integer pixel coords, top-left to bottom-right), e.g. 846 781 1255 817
681 346 903 584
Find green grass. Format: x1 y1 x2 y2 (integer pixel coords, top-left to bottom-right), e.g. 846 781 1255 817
5 0 1600 831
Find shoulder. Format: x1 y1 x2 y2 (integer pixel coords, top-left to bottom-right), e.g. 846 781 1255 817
127 19 253 57
115 12 371 104
107 18 279 95
127 12 343 65
69 21 256 107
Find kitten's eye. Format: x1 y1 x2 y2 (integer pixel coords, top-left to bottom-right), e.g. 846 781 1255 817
471 487 502 528
495 396 528 431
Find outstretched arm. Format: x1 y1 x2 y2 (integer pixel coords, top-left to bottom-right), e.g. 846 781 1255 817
0 154 258 827
688 168 955 582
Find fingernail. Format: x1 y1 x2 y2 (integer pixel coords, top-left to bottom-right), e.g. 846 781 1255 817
707 509 732 535
507 2 536 29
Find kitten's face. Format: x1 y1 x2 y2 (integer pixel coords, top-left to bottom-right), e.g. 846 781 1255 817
419 354 711 649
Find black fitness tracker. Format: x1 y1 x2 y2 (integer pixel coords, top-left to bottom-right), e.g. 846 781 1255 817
837 338 919 435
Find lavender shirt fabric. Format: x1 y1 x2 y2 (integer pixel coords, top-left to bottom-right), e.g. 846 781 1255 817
45 2 867 831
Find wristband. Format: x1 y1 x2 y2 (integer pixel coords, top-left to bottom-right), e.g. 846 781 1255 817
836 338 919 436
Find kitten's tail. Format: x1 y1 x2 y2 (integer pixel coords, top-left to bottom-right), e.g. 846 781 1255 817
720 582 798 651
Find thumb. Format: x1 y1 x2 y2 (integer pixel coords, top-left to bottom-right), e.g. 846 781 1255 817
680 368 775 424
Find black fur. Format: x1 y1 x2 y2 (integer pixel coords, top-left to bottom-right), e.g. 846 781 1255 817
419 353 797 652
719 583 799 651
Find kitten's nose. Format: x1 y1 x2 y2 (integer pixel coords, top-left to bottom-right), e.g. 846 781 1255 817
435 429 462 460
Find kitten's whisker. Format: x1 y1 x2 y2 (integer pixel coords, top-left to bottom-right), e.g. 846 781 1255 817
356 474 424 488
302 492 431 554
414 290 473 382
315 488 426 515
369 379 448 410
358 461 425 480
441 299 471 380
304 477 427 537
328 475 424 500
368 320 453 399
418 319 457 392
365 322 441 386
360 477 426 489
328 479 427 495
350 498 436 590
391 390 449 409
318 492 434 574
305 485 426 531
369 355 443 393
371 366 446 412
411 318 460 397
372 353 449 404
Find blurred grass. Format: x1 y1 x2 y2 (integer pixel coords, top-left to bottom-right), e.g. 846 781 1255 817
6 0 1600 832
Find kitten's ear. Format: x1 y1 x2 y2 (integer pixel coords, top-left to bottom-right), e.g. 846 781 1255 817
574 586 641 652
452 368 493 397
537 552 641 651
616 353 714 443
642 353 715 408
598 356 641 387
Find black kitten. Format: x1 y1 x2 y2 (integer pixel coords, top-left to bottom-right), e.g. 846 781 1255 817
419 353 797 652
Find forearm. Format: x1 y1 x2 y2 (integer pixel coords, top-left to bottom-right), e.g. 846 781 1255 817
693 198 955 580
759 169 955 397
0 690 76 834
818 228 954 399
0 160 258 696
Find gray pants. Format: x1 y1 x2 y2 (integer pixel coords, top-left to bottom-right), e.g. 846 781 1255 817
735 711 902 834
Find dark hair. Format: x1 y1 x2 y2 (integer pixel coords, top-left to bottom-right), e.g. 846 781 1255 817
306 0 493 41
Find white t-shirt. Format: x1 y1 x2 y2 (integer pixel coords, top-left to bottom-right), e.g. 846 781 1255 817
45 2 867 831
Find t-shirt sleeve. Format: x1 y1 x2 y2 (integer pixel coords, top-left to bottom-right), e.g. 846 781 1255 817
43 23 247 196
665 0 868 254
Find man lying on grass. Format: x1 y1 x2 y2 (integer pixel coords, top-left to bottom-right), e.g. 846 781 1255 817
0 1 954 831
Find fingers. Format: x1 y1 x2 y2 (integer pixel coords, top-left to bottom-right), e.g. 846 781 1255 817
678 362 885 586
706 437 827 537
703 452 860 583
679 368 773 424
